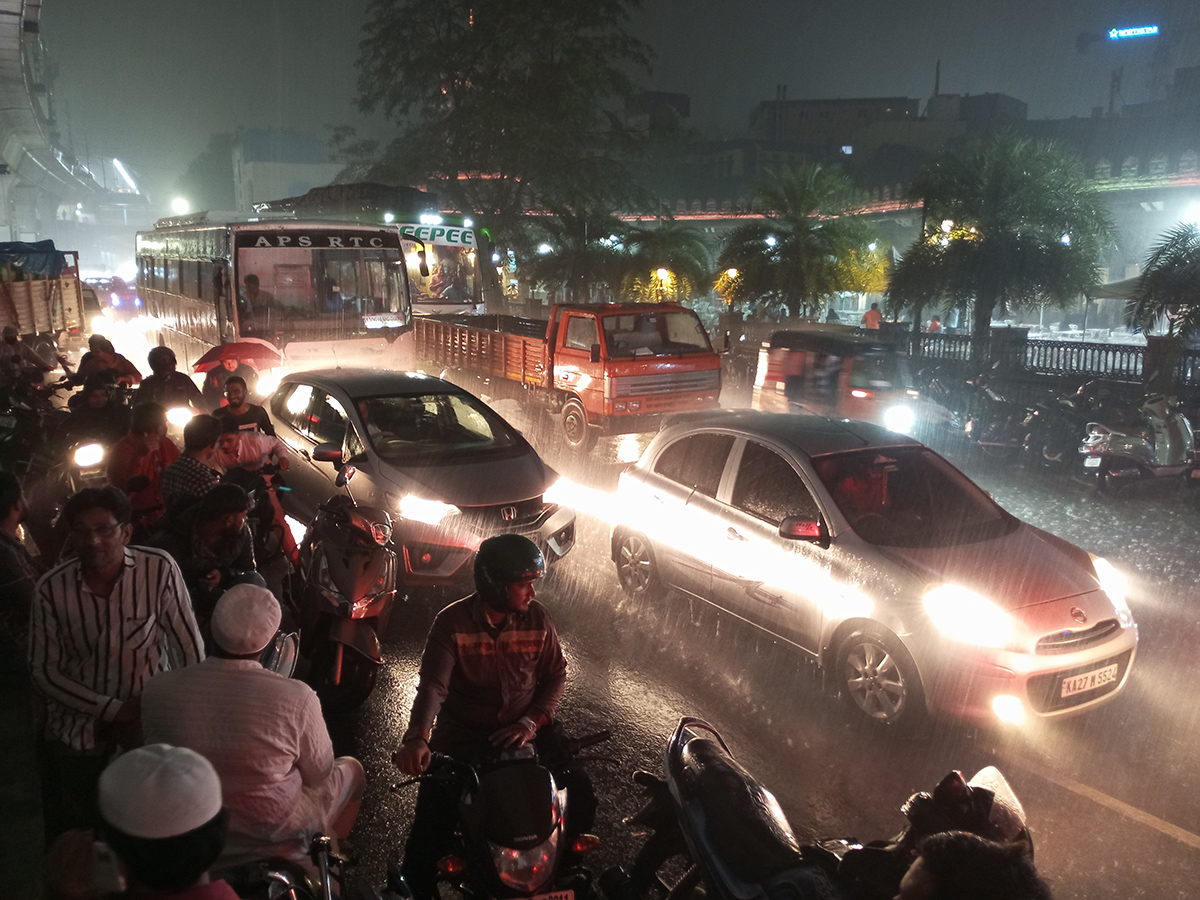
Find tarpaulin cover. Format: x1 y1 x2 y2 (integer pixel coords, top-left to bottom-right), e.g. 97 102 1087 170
0 241 66 278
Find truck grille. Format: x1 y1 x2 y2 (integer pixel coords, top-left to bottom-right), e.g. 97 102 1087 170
611 369 720 398
1026 649 1132 713
1035 619 1122 654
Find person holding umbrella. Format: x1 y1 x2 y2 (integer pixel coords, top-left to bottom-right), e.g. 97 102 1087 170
202 357 257 408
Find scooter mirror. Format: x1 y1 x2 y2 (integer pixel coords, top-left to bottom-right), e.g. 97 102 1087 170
335 464 357 488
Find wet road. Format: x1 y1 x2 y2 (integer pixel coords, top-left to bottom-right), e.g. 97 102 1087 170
334 397 1200 900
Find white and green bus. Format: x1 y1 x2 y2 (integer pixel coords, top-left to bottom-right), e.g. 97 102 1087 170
399 214 502 316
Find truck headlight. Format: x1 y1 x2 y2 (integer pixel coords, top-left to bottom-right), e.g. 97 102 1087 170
73 442 106 468
923 584 1015 648
396 493 460 525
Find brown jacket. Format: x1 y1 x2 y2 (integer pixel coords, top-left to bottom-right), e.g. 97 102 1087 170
403 594 566 757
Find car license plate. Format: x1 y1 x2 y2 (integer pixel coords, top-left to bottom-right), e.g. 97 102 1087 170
1061 664 1118 698
0 415 14 429
1083 456 1100 468
530 890 574 900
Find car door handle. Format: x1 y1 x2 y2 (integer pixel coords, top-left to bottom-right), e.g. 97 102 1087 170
727 527 749 541
299 447 311 460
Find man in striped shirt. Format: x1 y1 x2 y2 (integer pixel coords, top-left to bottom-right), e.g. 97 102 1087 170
28 485 204 841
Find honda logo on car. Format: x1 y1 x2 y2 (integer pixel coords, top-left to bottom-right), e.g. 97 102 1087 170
501 506 518 522
400 224 476 247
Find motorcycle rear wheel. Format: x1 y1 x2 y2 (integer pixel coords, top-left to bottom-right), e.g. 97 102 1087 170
309 643 379 713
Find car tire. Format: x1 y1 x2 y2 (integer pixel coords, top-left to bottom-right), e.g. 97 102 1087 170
562 398 598 452
835 626 924 725
615 531 665 599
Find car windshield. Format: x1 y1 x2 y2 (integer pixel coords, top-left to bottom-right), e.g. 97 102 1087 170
602 310 712 357
812 446 1017 547
354 390 523 461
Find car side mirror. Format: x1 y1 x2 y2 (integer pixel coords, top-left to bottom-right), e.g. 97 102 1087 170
312 442 343 464
589 343 601 363
780 516 826 545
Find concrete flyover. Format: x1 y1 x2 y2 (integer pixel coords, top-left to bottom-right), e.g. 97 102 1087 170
0 0 101 240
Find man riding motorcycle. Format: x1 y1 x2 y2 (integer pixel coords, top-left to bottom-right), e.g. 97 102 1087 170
133 346 209 413
393 535 570 900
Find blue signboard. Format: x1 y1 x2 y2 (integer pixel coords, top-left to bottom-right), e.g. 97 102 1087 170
1108 25 1159 40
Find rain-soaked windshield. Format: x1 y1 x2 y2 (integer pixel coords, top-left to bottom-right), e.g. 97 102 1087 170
353 391 523 461
813 447 1017 547
602 310 712 357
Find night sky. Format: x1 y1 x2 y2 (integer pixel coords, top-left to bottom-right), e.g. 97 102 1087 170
39 0 1199 207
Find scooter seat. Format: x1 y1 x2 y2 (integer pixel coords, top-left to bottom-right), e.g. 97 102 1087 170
680 738 803 881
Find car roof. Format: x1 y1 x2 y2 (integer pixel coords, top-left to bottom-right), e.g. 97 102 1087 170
280 368 463 397
657 409 922 458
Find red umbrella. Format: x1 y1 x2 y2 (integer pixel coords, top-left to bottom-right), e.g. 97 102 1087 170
192 339 283 373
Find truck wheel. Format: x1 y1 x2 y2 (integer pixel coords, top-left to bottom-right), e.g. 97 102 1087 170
562 399 598 452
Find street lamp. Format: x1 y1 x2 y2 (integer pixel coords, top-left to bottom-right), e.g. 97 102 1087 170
171 197 190 215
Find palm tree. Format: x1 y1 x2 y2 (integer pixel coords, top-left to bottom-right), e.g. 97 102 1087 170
518 205 628 303
1125 222 1200 339
620 220 712 303
888 135 1113 363
716 163 875 318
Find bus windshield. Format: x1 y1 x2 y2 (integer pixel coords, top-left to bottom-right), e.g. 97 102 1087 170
236 245 407 338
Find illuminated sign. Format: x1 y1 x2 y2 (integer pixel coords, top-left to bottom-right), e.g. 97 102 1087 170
1108 25 1159 40
399 223 477 247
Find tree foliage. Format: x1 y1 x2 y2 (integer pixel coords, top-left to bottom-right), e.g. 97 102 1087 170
351 0 651 235
173 134 236 212
715 163 875 318
888 135 1114 359
1125 222 1200 341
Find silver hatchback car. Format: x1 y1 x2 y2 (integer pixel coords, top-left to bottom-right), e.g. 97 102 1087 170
610 410 1138 726
269 369 576 588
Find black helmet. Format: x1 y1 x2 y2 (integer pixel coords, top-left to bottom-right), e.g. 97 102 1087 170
474 534 545 607
147 345 176 372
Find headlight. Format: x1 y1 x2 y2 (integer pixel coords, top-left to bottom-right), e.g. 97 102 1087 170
255 369 283 397
166 406 194 428
883 404 915 435
397 493 460 525
490 829 559 893
923 584 1015 648
1090 555 1133 626
73 442 106 468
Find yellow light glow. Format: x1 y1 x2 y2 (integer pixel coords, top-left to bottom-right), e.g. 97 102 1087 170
166 406 194 428
725 268 739 279
398 494 460 525
992 695 1027 725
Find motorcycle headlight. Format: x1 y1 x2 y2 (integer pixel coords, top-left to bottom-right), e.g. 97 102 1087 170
166 406 194 428
73 442 106 468
923 584 1015 648
396 493 460 526
490 828 559 894
1090 555 1134 627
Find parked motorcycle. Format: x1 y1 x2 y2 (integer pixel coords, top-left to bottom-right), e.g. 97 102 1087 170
291 457 397 712
218 832 402 900
390 728 611 900
1080 392 1198 493
605 717 1030 900
1021 379 1136 471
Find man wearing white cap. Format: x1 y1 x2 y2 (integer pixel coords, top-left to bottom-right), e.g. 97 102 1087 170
96 743 238 898
141 584 364 864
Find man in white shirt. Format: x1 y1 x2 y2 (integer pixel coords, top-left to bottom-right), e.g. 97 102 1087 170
141 584 364 864
28 485 203 841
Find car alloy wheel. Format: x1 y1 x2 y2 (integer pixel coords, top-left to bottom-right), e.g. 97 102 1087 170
836 627 923 724
615 531 663 599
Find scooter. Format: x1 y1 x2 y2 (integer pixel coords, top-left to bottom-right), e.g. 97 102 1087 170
390 728 611 900
1079 393 1198 494
291 460 397 712
604 717 1030 900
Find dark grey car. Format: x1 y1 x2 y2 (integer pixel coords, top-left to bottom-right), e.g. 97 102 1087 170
268 368 576 587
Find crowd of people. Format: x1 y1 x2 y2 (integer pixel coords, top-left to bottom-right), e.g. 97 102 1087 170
0 331 1056 900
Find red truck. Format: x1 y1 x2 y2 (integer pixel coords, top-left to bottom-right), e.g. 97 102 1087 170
414 303 722 450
